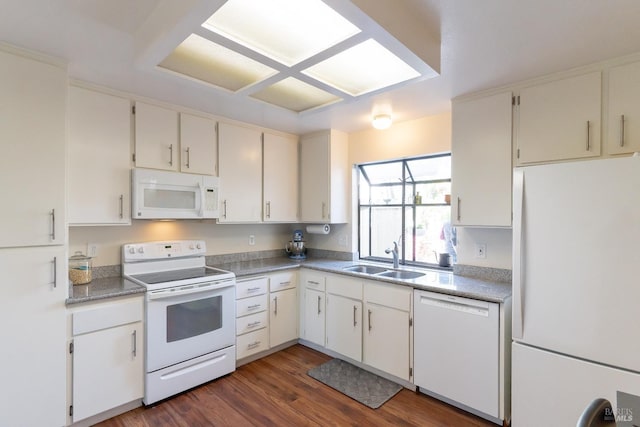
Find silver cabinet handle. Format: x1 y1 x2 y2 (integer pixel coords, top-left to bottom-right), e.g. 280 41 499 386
317 295 322 315
50 209 56 241
52 257 57 288
247 286 262 293
279 281 291 287
353 305 357 327
119 194 124 219
185 147 191 169
308 280 320 286
586 121 591 151
169 144 173 166
620 115 626 147
247 321 262 328
273 296 278 315
247 303 261 310
248 341 261 349
223 200 227 219
266 201 271 218
321 202 326 219
132 330 137 357
456 197 461 221
368 309 372 331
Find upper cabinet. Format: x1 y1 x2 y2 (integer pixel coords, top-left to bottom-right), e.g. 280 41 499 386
179 113 217 175
0 48 66 247
68 86 132 225
134 102 179 171
300 130 349 223
607 60 640 155
451 91 513 227
263 132 298 222
516 71 602 164
218 122 263 222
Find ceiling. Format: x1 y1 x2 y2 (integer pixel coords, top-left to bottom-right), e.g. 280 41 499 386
2 0 640 135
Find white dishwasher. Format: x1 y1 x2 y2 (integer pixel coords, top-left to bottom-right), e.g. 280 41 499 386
414 289 499 419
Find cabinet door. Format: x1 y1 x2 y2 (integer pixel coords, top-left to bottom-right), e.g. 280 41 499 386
180 113 217 175
363 302 410 381
0 49 66 247
302 288 325 346
451 92 513 227
68 86 132 225
269 288 298 347
517 72 601 164
218 122 263 222
73 322 144 422
263 132 298 222
134 102 179 171
326 294 362 362
300 132 330 222
607 60 640 154
0 246 66 427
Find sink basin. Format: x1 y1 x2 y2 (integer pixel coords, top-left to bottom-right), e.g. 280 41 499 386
376 270 425 280
342 265 389 274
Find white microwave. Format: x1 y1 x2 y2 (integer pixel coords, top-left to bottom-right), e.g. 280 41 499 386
132 168 220 219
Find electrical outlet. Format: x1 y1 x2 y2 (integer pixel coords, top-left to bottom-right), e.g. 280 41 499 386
475 243 487 259
338 234 348 247
87 243 99 257
248 235 255 246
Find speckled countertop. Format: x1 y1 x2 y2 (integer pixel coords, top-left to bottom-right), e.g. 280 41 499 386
66 276 146 305
213 258 512 303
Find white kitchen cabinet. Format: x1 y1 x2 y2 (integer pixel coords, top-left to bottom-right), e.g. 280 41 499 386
363 281 412 381
180 112 217 175
607 60 640 154
0 246 67 427
300 270 326 346
270 287 298 347
451 91 513 227
0 47 66 247
134 101 179 171
236 276 269 359
263 132 299 222
70 297 144 423
325 274 363 362
68 86 132 225
300 130 349 223
218 122 263 222
517 71 601 164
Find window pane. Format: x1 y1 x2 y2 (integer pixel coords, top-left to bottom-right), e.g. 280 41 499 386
413 206 456 264
415 182 451 204
360 162 404 184
406 156 451 181
370 207 402 258
359 172 371 204
359 206 370 257
370 184 403 204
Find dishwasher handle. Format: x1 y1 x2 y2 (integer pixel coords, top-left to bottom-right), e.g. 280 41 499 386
418 294 490 317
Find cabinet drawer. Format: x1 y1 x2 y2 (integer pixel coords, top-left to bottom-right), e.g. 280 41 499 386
72 297 143 336
326 274 362 299
302 271 325 291
237 328 269 359
236 276 268 299
236 294 268 317
236 311 268 336
269 271 297 292
364 282 411 312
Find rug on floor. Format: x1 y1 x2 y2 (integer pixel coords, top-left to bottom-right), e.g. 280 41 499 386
307 358 402 409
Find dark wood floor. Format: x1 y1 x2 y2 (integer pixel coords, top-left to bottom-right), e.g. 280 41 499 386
97 345 496 426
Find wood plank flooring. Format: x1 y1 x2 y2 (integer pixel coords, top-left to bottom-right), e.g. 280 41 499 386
97 345 496 427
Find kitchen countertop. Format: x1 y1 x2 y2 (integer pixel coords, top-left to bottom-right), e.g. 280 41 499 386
66 276 146 305
214 258 512 303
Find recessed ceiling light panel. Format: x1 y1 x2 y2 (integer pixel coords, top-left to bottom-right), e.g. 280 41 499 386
250 77 342 112
159 34 277 92
202 0 361 66
302 39 421 96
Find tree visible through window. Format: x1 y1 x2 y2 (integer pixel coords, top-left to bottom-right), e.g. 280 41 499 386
358 154 454 267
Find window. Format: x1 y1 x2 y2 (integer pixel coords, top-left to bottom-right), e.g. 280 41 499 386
358 154 455 268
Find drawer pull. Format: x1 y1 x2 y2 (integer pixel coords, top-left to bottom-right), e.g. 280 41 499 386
247 341 261 349
279 281 291 286
247 321 262 328
247 287 262 292
247 304 262 310
317 295 322 315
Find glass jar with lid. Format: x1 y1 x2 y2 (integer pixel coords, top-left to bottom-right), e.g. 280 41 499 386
69 251 93 285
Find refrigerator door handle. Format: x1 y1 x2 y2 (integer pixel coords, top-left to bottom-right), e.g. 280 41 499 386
512 169 524 339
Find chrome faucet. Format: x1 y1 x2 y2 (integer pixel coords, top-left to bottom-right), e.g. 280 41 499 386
385 241 400 269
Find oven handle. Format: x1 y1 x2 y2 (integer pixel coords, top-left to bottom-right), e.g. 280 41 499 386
147 280 234 300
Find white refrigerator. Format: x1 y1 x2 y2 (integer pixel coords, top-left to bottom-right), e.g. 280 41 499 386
511 156 640 426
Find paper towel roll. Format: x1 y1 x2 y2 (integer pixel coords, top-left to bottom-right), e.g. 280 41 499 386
306 224 330 234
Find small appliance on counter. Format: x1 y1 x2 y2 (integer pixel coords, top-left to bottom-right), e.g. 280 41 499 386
285 229 307 259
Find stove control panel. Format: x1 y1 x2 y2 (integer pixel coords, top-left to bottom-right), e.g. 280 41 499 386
123 240 206 261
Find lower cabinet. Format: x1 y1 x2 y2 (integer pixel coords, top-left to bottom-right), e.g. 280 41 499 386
269 271 298 347
325 274 363 362
300 270 326 346
363 282 412 381
70 296 144 423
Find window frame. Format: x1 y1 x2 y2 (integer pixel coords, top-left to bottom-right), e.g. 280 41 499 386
357 153 452 269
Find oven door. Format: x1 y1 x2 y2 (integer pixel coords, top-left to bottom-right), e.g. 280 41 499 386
146 280 235 372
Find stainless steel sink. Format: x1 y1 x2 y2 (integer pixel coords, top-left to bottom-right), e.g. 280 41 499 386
342 265 389 274
376 270 425 280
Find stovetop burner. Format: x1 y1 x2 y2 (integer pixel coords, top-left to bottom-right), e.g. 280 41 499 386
130 266 230 285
